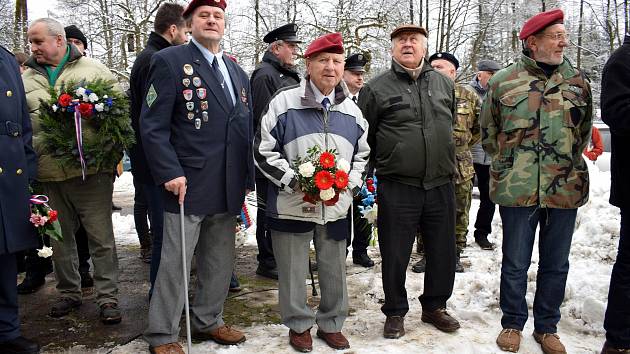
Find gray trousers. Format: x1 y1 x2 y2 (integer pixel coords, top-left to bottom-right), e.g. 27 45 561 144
271 224 348 334
144 212 235 347
43 173 119 306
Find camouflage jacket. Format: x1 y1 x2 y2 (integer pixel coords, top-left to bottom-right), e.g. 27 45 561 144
480 53 592 208
453 84 481 184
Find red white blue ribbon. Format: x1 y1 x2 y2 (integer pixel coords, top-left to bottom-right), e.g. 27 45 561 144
74 109 87 180
30 195 50 207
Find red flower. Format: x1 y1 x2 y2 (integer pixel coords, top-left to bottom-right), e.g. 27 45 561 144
58 93 73 107
303 194 318 205
367 184 376 193
323 191 340 206
366 178 374 186
48 209 58 222
314 170 334 190
77 102 93 117
334 170 349 189
319 151 335 169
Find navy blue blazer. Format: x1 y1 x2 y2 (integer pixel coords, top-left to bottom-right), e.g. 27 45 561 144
0 46 38 255
140 42 254 216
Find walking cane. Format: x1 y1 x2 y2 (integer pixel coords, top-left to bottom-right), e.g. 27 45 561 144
180 202 193 353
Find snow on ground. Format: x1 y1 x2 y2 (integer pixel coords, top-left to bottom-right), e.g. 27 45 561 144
109 162 620 353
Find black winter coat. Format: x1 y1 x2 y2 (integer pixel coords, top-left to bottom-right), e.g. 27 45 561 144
0 46 38 255
602 34 630 208
250 51 300 131
129 32 172 184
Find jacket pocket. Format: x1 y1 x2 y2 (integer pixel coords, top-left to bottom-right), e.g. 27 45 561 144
179 156 206 169
561 90 587 127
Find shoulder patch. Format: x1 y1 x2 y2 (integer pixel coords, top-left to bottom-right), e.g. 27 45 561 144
146 84 157 107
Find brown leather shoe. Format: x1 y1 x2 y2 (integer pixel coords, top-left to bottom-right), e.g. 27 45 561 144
149 342 184 354
289 329 312 352
193 325 246 345
496 328 522 352
383 316 405 339
601 342 630 354
421 308 460 333
316 329 350 350
533 331 567 354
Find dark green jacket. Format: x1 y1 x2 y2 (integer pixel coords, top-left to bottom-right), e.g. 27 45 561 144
358 59 456 190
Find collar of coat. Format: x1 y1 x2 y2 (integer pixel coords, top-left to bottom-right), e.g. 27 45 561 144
262 51 300 80
300 76 349 109
147 31 173 51
24 44 84 78
520 50 578 81
390 58 432 81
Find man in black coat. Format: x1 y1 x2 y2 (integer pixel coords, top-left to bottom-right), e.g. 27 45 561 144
601 33 630 354
129 2 188 291
140 0 254 352
0 45 40 354
250 23 301 280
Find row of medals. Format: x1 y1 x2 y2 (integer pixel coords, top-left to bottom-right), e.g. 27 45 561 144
183 64 207 130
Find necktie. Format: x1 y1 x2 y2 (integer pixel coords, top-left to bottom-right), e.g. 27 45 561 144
211 56 233 109
322 97 331 110
352 95 357 103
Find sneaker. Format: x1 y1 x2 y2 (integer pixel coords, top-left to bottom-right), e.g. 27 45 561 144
17 275 46 294
50 297 82 318
496 328 521 352
533 331 567 354
421 308 460 332
411 257 426 273
100 302 122 325
475 235 495 250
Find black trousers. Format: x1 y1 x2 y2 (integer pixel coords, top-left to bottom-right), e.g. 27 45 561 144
75 225 91 274
255 177 276 269
0 253 19 341
604 207 630 348
378 179 456 316
346 199 371 256
473 163 495 238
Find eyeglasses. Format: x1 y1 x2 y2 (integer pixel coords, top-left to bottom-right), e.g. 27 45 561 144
542 33 569 41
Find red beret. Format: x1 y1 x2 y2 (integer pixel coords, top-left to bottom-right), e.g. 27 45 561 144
304 33 344 58
183 0 226 18
519 9 564 40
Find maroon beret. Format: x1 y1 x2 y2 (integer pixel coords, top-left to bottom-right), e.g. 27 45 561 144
519 9 564 40
304 33 344 58
183 0 226 18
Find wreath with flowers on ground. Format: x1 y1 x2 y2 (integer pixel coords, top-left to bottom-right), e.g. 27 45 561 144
37 79 134 174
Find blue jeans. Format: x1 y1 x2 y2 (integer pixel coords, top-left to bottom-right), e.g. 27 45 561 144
604 207 630 348
499 206 577 333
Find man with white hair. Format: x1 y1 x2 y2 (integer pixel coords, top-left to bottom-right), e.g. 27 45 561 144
358 24 460 339
22 17 123 325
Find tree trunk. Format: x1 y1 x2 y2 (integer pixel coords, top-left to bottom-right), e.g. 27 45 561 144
425 0 429 33
410 0 414 23
577 0 584 69
255 0 260 66
13 0 27 52
419 0 423 26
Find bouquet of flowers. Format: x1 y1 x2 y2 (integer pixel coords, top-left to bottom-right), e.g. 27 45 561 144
293 145 351 206
357 176 378 224
29 195 63 258
38 79 134 179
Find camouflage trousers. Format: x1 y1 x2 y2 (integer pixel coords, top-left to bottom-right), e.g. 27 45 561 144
416 180 473 254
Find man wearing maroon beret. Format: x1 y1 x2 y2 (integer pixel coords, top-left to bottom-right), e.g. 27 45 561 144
140 0 254 352
480 9 593 354
255 32 370 352
358 24 460 339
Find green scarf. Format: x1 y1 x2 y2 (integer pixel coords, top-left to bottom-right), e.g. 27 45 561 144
45 45 71 87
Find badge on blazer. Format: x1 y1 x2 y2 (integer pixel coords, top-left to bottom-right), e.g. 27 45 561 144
200 101 208 110
240 88 248 103
186 102 195 111
192 77 202 87
196 88 207 100
202 111 209 122
183 89 193 101
182 78 191 87
195 118 201 130
187 112 195 120
183 64 194 76
146 84 157 107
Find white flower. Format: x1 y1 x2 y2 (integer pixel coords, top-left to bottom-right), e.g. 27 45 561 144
75 87 86 96
363 204 378 224
298 161 315 178
37 246 53 258
88 92 99 102
82 94 89 102
95 103 105 112
336 158 350 173
52 104 58 112
103 95 109 99
320 188 335 201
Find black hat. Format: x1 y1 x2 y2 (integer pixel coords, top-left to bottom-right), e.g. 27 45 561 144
263 23 301 44
345 53 367 72
477 59 502 72
428 52 459 70
65 25 88 49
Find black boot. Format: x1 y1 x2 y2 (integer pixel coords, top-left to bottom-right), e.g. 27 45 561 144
455 253 464 273
475 233 495 250
80 271 94 288
352 252 375 267
411 256 426 273
17 274 46 294
0 336 40 354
